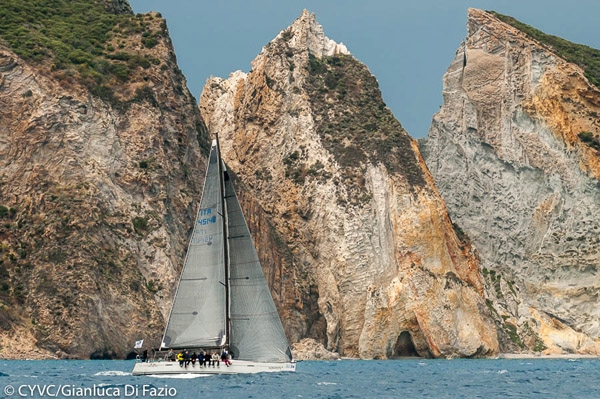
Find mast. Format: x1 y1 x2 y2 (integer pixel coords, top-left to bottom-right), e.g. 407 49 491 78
216 134 231 348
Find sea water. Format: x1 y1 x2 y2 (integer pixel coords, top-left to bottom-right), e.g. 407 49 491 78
0 358 599 398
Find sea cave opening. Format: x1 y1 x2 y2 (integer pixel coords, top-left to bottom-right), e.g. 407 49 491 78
392 331 419 358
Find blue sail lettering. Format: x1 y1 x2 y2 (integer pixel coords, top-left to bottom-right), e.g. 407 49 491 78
198 215 216 225
199 208 212 216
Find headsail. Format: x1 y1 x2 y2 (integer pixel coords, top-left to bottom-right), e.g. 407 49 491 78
162 141 227 348
224 173 293 362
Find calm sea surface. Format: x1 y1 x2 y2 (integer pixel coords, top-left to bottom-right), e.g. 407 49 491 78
0 358 599 398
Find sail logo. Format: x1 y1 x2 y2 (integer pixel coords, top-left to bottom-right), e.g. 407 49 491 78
192 235 214 245
192 227 215 245
198 207 216 225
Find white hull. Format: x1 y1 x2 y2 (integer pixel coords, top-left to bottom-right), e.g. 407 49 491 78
132 360 296 375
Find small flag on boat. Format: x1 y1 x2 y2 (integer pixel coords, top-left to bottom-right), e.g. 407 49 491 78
134 339 144 349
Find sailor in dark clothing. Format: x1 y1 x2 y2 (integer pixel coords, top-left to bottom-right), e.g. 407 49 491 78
221 350 231 366
184 350 191 368
204 351 212 366
198 349 205 366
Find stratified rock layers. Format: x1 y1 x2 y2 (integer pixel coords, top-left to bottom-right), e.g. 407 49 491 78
201 10 498 358
0 12 208 358
420 9 600 354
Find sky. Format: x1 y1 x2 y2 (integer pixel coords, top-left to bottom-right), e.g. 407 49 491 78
129 0 600 139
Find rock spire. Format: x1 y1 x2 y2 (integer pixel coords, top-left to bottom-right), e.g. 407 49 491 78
201 10 498 359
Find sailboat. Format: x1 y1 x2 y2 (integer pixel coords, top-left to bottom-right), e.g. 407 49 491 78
132 137 295 375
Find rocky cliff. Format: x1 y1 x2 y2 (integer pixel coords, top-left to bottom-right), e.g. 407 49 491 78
0 2 208 358
420 9 600 354
200 10 498 359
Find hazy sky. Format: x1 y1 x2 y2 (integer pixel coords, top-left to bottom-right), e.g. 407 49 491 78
129 0 600 139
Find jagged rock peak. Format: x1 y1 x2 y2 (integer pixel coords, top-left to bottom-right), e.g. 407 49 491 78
274 9 350 58
463 8 555 70
467 8 530 41
201 7 499 359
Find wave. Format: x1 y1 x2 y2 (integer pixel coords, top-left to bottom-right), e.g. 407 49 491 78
148 374 211 379
93 371 131 377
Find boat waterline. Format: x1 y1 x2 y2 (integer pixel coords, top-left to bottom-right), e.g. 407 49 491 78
132 360 296 375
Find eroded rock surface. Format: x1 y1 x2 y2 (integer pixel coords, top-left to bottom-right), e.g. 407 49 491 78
420 9 600 354
0 11 208 359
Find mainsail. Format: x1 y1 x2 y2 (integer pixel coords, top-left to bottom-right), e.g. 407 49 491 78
225 173 293 362
162 144 227 348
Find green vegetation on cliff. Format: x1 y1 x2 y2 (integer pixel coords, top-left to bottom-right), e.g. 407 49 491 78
305 53 427 192
0 0 167 102
0 1 209 358
490 11 600 89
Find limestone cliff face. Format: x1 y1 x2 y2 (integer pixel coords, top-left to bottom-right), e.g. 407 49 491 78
0 11 208 358
200 10 498 358
420 9 600 354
